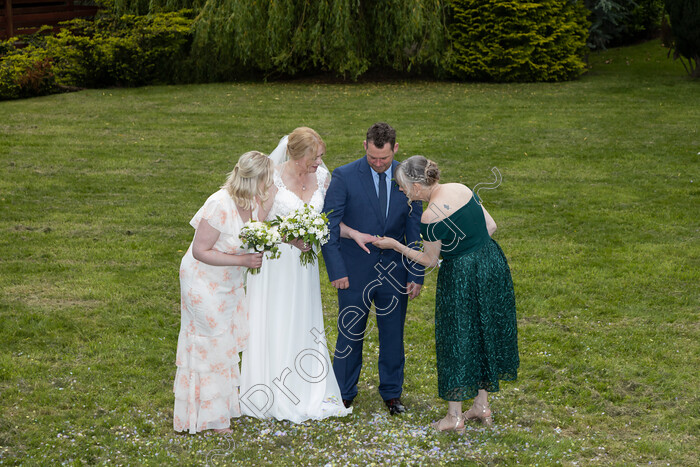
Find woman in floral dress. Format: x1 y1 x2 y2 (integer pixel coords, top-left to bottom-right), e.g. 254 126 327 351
174 151 273 434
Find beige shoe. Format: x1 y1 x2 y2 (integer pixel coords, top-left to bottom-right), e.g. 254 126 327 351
463 403 493 427
431 412 466 433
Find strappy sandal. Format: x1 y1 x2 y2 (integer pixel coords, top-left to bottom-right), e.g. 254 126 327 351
464 403 493 427
431 412 466 433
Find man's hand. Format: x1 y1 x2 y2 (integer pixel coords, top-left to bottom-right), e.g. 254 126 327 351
332 277 350 289
406 282 422 300
351 231 379 254
340 222 376 254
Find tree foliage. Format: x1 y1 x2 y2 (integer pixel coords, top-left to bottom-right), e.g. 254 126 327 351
663 0 700 77
585 0 665 50
0 12 193 100
627 0 665 41
188 0 449 81
3 0 612 91
106 0 207 15
448 0 590 82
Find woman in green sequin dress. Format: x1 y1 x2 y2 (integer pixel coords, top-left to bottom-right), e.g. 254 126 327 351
373 156 518 433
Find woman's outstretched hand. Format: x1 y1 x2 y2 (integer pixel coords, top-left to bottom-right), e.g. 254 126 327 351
372 236 399 251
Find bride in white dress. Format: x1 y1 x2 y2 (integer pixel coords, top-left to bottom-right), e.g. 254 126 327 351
239 128 352 422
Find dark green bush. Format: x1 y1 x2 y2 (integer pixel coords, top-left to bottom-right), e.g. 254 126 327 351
448 0 590 82
585 0 632 50
0 11 193 100
626 0 665 41
664 0 700 77
586 0 665 50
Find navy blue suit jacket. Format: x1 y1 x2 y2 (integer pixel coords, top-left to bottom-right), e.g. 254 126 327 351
322 157 424 287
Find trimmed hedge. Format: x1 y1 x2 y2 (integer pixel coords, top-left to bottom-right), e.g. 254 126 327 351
448 0 590 82
0 47 58 99
0 11 193 100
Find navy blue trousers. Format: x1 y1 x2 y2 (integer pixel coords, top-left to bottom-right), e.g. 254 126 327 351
332 272 408 401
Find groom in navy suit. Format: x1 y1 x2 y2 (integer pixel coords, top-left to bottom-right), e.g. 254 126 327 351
322 122 423 415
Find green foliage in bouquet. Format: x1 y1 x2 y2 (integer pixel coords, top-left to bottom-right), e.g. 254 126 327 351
239 221 282 275
663 0 700 78
273 205 331 268
448 0 590 82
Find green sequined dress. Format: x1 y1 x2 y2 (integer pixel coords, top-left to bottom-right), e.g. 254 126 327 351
421 193 519 401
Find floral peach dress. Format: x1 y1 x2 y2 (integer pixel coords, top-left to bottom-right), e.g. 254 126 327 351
173 189 250 434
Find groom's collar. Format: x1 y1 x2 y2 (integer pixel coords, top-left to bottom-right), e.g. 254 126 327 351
359 155 397 177
369 165 393 179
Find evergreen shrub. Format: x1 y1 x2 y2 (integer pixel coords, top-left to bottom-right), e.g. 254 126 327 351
0 11 193 100
0 47 57 99
663 0 700 77
626 0 665 41
448 0 590 82
586 0 665 50
47 12 194 87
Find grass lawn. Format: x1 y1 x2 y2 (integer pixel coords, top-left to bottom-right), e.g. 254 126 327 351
1 39 698 465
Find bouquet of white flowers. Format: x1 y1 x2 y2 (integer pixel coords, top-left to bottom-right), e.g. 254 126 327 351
239 221 282 274
274 204 330 267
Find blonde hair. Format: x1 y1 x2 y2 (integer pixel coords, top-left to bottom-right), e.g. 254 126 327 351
395 155 441 200
287 127 326 161
222 151 274 210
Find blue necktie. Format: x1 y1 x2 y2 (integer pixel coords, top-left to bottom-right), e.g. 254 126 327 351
378 172 387 219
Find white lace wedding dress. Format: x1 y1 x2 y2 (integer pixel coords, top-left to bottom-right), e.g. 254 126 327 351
239 165 351 422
